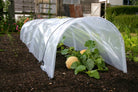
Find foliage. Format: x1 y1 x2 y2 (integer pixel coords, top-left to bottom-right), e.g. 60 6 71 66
0 0 10 20
57 36 66 50
0 0 4 20
113 15 138 33
106 6 138 21
16 16 33 32
0 0 15 34
122 32 138 62
0 49 5 52
136 1 138 5
0 0 34 34
59 40 108 79
3 0 11 12
0 21 18 33
133 57 138 62
0 20 18 33
0 15 33 34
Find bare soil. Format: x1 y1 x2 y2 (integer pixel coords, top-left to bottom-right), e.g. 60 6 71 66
0 33 138 92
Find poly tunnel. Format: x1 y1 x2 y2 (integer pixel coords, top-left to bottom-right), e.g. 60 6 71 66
20 16 127 78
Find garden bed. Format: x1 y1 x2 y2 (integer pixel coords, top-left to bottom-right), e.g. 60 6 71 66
0 33 138 92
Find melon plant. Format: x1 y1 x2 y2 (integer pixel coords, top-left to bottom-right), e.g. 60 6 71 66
60 40 108 79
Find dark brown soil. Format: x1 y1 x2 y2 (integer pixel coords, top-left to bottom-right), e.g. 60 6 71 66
0 33 138 92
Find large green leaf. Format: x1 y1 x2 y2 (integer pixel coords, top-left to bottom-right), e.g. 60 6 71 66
84 40 95 49
80 54 87 62
86 59 95 71
61 49 69 55
86 70 100 79
133 57 138 62
71 61 81 69
95 58 108 71
96 58 103 64
75 65 86 75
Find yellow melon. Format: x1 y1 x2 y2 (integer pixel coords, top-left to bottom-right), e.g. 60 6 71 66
80 49 86 54
65 56 79 69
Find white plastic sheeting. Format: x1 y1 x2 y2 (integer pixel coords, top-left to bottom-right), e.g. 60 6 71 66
20 17 127 78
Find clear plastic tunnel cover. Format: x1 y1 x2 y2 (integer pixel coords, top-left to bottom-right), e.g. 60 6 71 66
20 17 127 78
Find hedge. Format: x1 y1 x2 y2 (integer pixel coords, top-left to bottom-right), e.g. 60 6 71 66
113 15 138 33
106 6 138 21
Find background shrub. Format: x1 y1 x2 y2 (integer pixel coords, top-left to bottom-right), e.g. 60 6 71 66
106 6 138 21
113 15 138 33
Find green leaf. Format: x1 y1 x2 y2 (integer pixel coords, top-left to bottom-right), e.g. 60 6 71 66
58 43 63 47
71 61 81 69
93 48 99 54
96 58 103 64
0 34 4 36
57 36 66 48
61 49 69 55
86 70 100 79
61 36 66 43
7 34 12 41
0 49 5 52
84 40 95 49
133 57 138 62
95 58 108 71
69 47 74 51
86 59 95 71
61 46 64 50
71 51 80 57
75 65 86 75
81 54 87 62
85 49 91 55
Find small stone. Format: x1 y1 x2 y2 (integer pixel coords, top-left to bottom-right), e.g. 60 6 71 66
103 88 106 91
109 90 113 92
31 88 34 91
62 72 66 75
48 82 52 85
